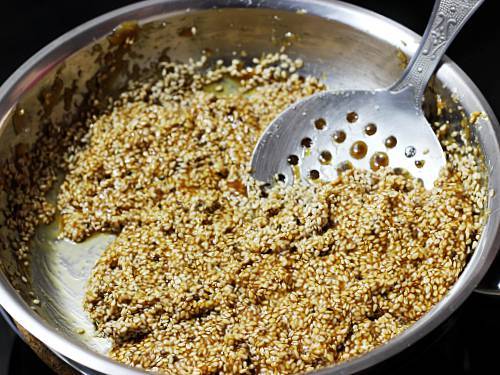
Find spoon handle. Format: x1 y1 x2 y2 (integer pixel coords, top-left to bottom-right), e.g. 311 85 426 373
390 0 484 107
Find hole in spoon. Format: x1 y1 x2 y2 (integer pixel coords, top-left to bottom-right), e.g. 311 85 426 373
350 141 368 159
332 130 346 143
277 173 286 182
314 118 327 130
309 169 320 180
370 152 389 171
385 136 397 148
347 111 359 123
364 123 377 136
405 146 416 158
319 150 332 164
301 137 312 148
287 154 299 165
415 160 425 169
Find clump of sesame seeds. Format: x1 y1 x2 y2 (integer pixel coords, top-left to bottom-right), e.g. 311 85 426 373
1 52 488 374
84 165 481 373
57 54 484 373
57 54 321 242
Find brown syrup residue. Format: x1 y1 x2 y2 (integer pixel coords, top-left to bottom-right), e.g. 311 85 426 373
227 179 247 196
108 21 139 46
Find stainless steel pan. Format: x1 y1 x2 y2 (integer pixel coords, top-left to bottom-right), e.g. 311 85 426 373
0 1 498 374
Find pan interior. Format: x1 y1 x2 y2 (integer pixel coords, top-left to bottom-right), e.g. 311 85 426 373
0 3 494 368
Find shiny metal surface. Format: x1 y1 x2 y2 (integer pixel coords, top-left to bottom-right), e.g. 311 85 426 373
390 0 485 102
251 0 483 188
250 87 446 188
0 1 498 374
475 254 500 296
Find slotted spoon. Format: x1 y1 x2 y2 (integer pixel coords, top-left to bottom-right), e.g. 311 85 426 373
251 0 484 188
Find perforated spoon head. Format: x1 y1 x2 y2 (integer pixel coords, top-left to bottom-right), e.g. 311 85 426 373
251 0 484 189
251 88 445 188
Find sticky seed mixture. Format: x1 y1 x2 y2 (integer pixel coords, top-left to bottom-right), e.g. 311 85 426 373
5 53 487 374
